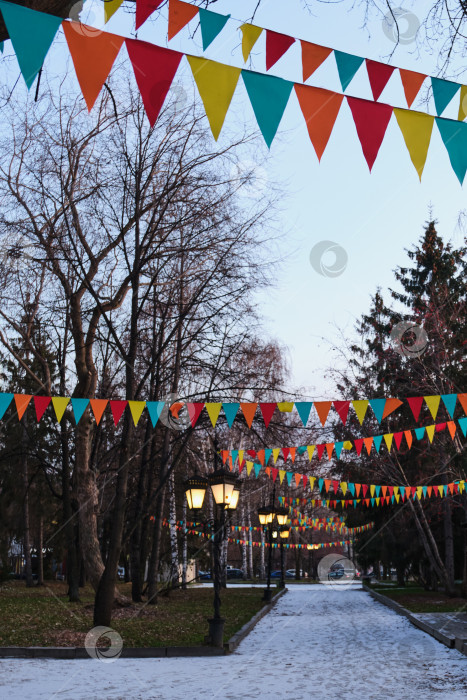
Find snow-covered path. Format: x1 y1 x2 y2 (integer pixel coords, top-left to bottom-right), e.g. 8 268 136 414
1 584 466 699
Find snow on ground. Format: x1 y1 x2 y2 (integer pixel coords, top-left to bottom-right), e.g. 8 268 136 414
1 584 466 700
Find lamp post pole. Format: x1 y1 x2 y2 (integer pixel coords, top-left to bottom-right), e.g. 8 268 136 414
280 536 285 589
264 520 274 602
209 503 225 646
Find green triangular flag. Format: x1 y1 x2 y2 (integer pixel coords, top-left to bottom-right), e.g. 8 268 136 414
242 70 293 147
436 117 467 184
431 77 461 116
198 8 230 50
334 50 364 91
0 0 62 88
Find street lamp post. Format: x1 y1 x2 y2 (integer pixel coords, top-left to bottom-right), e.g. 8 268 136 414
258 504 275 602
184 458 240 648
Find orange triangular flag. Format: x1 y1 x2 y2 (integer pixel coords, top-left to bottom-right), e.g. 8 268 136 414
382 397 403 419
294 472 302 487
447 421 457 439
399 69 426 108
363 437 373 455
62 22 124 112
15 394 32 420
90 399 108 425
168 0 199 40
314 401 333 426
325 443 334 459
457 393 467 415
300 41 332 82
404 430 413 449
240 402 257 428
295 84 343 161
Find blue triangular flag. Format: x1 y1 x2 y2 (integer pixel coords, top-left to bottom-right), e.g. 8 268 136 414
242 69 294 148
441 393 457 418
286 472 293 486
373 435 383 453
146 401 165 427
318 477 324 492
347 482 355 496
231 449 238 464
436 117 467 184
375 485 381 497
431 77 461 116
334 441 344 459
0 392 13 420
458 416 467 436
0 1 62 88
297 445 307 455
415 426 426 440
254 463 262 477
71 398 89 425
294 402 313 426
222 402 239 428
264 448 273 464
334 50 364 91
369 398 386 423
371 498 375 507
198 8 230 50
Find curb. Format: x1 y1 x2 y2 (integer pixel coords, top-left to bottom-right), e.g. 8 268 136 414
362 584 467 656
224 586 287 653
0 587 287 659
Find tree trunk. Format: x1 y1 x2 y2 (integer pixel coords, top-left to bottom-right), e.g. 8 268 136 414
442 498 455 596
247 509 254 579
61 421 80 601
396 563 405 587
129 421 152 602
410 499 454 593
241 507 248 580
37 515 44 586
260 528 265 579
168 470 179 587
21 421 33 587
181 498 187 589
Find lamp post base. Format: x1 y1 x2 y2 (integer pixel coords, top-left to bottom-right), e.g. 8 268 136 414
206 617 225 647
262 588 273 603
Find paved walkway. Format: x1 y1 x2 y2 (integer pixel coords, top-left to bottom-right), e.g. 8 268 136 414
1 584 466 699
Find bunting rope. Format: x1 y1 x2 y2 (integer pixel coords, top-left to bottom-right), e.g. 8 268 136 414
3 2 467 181
0 390 465 430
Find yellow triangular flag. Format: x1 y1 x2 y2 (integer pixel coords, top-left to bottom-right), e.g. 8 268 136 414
459 480 465 494
307 445 315 460
370 484 375 497
279 469 286 484
240 23 263 61
187 56 241 140
343 440 353 450
384 433 393 452
238 450 244 465
424 395 441 420
395 493 400 503
394 109 434 181
52 397 70 423
416 486 423 500
128 401 146 426
340 482 347 496
309 477 316 491
206 403 222 427
438 484 444 496
459 85 467 120
426 424 436 443
272 448 281 463
246 460 254 476
376 497 380 506
104 0 124 23
394 486 399 496
352 400 369 424
277 401 294 412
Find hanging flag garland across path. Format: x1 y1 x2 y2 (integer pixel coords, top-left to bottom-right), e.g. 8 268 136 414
1 391 466 430
123 0 467 123
3 4 467 181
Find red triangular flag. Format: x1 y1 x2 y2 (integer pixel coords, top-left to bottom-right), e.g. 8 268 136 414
260 403 276 427
34 396 51 422
302 474 308 488
388 486 394 497
333 400 350 424
316 444 325 460
282 447 290 461
15 394 32 420
168 0 199 40
393 431 404 449
295 84 343 161
271 467 278 482
362 484 368 497
300 41 332 81
399 68 426 108
136 0 164 30
366 59 395 100
407 396 424 421
332 479 339 494
126 40 183 127
186 402 204 427
346 97 393 170
266 30 295 70
110 400 127 426
354 438 364 456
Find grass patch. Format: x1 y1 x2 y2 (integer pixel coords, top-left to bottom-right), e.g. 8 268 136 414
369 584 467 613
0 581 268 648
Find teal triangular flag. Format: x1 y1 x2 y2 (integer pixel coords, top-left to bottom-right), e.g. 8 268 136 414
297 445 307 455
254 463 261 477
242 70 294 148
436 117 467 184
0 1 62 88
334 50 364 91
318 477 324 491
458 416 467 436
415 426 426 440
334 441 344 459
286 472 293 486
422 485 427 497
0 392 13 420
71 398 89 425
146 401 165 427
222 402 239 428
198 8 230 50
431 77 461 116
373 435 383 453
264 448 273 464
371 497 375 507
369 398 386 423
347 482 355 496
391 495 394 504
375 485 381 497
295 402 313 426
231 449 238 464
0 41 4 53
441 393 457 418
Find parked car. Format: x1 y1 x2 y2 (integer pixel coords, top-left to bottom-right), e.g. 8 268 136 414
286 569 306 578
270 570 282 578
226 568 244 579
198 570 212 580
